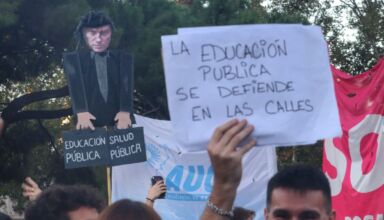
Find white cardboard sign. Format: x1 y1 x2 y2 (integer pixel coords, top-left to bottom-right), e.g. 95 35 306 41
161 24 341 150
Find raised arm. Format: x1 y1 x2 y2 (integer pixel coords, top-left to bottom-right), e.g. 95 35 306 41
200 119 256 220
22 177 42 201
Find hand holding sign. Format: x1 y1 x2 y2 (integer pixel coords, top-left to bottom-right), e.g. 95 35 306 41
76 112 96 130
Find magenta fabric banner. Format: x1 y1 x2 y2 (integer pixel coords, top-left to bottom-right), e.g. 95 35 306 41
323 59 384 220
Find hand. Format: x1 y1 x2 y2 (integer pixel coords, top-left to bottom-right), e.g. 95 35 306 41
114 111 132 129
146 180 166 207
208 119 256 189
22 177 42 201
201 119 256 220
147 180 166 200
76 112 96 130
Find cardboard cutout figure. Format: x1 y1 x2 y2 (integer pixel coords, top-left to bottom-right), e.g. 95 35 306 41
63 11 133 130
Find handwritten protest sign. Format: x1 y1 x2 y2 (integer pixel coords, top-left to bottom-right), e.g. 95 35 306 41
63 127 146 169
161 24 341 150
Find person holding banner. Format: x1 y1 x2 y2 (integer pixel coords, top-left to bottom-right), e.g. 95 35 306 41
64 11 134 130
200 119 336 220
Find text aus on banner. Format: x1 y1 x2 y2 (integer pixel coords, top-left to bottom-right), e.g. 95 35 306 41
161 24 341 150
62 127 146 169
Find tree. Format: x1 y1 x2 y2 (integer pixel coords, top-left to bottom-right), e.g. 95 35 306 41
0 0 90 83
0 0 201 210
332 0 384 74
0 0 20 27
2 0 384 212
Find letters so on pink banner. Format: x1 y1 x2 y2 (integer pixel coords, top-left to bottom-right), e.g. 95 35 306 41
323 59 384 220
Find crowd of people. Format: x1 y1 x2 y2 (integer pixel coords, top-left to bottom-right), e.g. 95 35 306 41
20 175 166 220
9 119 335 220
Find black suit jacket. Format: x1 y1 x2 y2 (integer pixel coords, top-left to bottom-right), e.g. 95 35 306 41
63 49 134 126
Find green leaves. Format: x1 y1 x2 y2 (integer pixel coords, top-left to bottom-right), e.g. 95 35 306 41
2 0 384 208
0 0 20 28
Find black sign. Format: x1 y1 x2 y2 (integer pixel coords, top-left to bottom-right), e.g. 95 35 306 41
108 127 146 166
62 127 146 169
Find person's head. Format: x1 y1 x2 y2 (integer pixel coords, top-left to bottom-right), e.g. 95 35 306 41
74 11 114 52
265 164 335 220
98 199 161 220
233 207 255 220
25 184 105 220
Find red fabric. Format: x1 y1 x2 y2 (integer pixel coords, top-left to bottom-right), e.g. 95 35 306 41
323 59 384 219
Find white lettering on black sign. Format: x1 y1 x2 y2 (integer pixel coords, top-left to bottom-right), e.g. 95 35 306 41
62 127 146 169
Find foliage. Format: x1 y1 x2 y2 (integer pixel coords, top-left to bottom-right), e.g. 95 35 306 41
331 0 384 74
0 0 90 83
0 0 20 28
277 141 324 170
264 0 384 168
1 0 384 212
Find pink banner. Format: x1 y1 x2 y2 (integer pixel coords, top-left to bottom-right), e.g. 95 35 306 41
323 59 384 220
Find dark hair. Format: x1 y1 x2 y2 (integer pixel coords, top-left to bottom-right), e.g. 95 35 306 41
232 207 255 220
25 184 105 220
74 10 115 45
98 199 161 220
266 164 332 213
